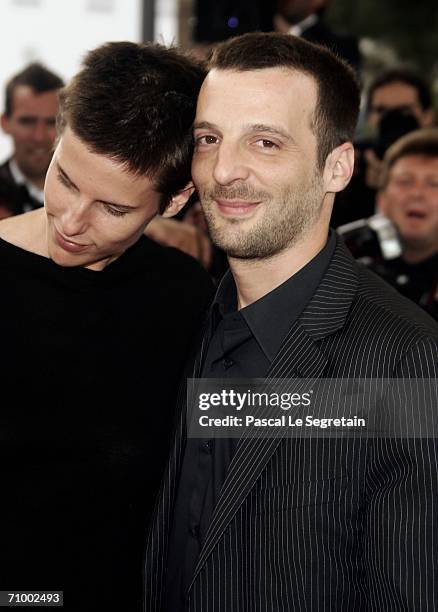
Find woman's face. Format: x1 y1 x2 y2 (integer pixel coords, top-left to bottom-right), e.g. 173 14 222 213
44 127 163 270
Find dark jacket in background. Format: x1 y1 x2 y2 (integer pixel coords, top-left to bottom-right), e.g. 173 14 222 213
0 158 42 215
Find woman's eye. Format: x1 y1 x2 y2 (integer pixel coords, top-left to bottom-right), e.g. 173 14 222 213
104 204 127 217
57 172 71 188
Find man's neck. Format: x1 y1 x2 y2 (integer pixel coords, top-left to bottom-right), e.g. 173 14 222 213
403 242 438 264
274 12 318 35
289 13 319 34
29 175 45 191
229 228 329 309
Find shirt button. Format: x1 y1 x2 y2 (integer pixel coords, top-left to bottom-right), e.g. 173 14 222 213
223 357 234 369
396 274 409 286
190 524 200 538
201 440 213 454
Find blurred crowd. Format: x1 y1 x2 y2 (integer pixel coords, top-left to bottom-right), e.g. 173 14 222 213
0 0 436 319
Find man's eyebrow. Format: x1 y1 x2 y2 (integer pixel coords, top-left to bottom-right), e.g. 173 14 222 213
246 124 292 141
56 162 137 209
18 114 55 120
193 121 218 131
193 121 293 142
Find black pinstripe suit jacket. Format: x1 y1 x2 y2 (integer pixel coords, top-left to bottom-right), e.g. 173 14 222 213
144 236 438 612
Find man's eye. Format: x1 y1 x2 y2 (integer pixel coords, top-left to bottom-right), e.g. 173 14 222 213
18 117 37 127
196 135 218 146
395 180 413 188
370 106 387 115
255 139 278 149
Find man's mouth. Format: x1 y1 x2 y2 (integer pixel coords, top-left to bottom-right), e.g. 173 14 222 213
406 210 427 220
214 198 260 217
29 147 50 156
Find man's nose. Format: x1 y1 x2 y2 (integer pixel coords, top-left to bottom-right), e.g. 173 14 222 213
212 141 250 186
32 120 55 144
408 180 427 200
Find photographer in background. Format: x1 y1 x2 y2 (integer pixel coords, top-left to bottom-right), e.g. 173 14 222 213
339 128 438 320
332 69 435 227
367 69 434 131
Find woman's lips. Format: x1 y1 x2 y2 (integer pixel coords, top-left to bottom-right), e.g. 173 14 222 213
54 227 88 253
215 199 260 216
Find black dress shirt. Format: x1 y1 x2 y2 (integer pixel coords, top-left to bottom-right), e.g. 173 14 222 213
165 232 336 610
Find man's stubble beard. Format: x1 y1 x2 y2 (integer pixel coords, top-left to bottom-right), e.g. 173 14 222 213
199 173 324 260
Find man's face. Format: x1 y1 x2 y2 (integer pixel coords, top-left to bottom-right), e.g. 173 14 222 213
368 82 432 130
44 127 163 270
191 67 325 260
379 155 438 251
1 85 59 180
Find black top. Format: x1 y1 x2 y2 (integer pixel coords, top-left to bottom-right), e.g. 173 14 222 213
166 232 336 610
0 235 214 611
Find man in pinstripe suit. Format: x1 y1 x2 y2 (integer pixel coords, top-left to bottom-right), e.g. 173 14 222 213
145 33 438 611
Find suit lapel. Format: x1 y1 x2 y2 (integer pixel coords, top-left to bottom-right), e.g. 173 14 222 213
190 237 359 586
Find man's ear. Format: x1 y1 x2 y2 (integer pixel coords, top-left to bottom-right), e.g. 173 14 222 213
421 108 435 127
161 182 195 218
1 114 11 135
323 142 355 194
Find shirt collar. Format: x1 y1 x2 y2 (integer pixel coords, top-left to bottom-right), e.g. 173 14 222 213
212 230 336 362
9 158 45 204
288 13 318 37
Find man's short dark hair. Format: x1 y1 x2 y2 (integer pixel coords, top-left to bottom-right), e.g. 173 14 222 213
368 69 432 112
208 32 360 170
380 127 438 189
4 62 64 117
58 41 206 211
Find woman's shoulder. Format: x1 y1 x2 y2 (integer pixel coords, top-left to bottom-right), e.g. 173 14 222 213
0 208 47 256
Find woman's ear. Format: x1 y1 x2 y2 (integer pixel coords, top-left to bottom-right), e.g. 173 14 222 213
162 182 195 218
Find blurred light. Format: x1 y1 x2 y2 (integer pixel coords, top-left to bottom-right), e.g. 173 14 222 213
228 16 239 28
